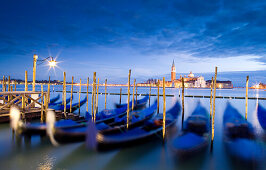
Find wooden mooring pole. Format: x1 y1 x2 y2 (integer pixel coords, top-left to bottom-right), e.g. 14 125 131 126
149 83 151 107
181 77 184 129
91 72 96 121
14 81 16 91
63 72 67 118
119 88 122 104
211 67 218 152
70 76 74 113
41 85 44 123
96 78 99 113
25 71 28 91
8 76 10 102
132 79 136 111
48 76 51 103
136 84 138 101
210 77 213 120
157 79 160 114
105 79 107 109
94 76 97 119
87 77 89 112
79 78 82 114
163 77 166 140
92 72 96 122
127 69 131 129
245 76 249 120
2 76 5 92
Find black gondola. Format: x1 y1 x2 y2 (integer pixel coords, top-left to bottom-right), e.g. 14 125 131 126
49 94 60 104
15 96 148 136
87 100 181 151
115 95 149 109
171 102 210 157
52 100 158 144
223 103 264 163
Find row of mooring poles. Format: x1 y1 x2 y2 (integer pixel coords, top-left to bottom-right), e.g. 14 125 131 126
1 76 18 93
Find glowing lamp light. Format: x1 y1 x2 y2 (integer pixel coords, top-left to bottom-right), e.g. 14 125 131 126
218 84 222 89
48 59 57 67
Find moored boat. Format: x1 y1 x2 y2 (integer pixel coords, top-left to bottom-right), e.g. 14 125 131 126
49 94 60 104
171 102 210 157
257 104 266 130
87 100 181 151
223 103 264 163
115 95 149 109
52 100 158 144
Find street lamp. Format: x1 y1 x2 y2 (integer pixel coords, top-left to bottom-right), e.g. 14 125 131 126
32 54 57 92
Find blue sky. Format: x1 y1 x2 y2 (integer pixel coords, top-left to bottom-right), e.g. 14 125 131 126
0 0 265 84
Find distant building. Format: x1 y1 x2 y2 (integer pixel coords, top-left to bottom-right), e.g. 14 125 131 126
140 60 234 89
251 83 266 89
206 80 233 89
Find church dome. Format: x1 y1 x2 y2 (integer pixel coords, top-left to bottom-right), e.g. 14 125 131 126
188 71 194 78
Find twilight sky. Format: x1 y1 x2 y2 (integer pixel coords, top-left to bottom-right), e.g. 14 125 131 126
0 0 265 83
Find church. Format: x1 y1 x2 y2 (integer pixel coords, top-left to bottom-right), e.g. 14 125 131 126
163 60 207 88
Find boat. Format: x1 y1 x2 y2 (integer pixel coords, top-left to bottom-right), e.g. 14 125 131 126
51 100 158 144
86 100 181 151
223 103 264 163
171 102 210 157
16 104 126 136
257 104 266 130
13 96 149 136
49 94 60 104
115 95 149 109
49 95 73 107
51 96 86 112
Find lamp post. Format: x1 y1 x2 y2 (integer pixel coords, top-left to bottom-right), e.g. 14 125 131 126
32 55 57 91
33 54 38 92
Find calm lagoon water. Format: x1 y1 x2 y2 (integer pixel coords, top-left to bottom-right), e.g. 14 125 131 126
0 85 266 170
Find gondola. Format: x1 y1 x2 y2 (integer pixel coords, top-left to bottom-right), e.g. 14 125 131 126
257 104 266 130
86 100 181 151
171 102 210 157
51 100 158 144
49 94 60 104
223 103 263 163
115 95 149 109
49 95 73 107
51 96 85 112
14 96 148 136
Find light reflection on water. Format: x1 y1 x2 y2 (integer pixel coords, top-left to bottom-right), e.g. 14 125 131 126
0 85 265 170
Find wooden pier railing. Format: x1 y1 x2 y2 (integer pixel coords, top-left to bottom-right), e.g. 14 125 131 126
0 91 48 122
0 91 47 111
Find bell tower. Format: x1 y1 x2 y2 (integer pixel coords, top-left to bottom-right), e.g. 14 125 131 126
171 60 176 82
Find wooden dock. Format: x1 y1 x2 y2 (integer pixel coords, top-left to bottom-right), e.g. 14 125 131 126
0 91 85 123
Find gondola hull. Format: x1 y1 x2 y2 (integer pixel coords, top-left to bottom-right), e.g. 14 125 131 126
171 103 210 157
223 103 264 163
53 101 158 144
91 100 181 151
257 104 266 130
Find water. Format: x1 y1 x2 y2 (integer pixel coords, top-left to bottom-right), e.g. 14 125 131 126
0 85 266 170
